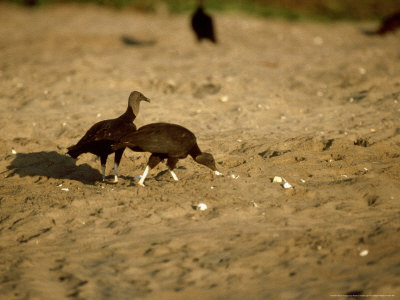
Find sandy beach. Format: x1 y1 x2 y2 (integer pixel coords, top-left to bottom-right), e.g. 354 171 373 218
0 4 399 299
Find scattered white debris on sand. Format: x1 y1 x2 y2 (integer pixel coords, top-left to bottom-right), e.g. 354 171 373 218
250 201 259 208
11 149 17 154
359 249 369 257
283 182 292 189
61 188 69 192
220 95 229 102
273 176 284 183
272 176 293 189
196 203 208 211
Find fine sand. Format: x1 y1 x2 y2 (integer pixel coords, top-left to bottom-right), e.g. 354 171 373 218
0 4 399 299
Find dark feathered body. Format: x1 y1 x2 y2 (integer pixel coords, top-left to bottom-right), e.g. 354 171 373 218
67 91 150 182
67 108 136 160
112 123 220 186
191 5 217 43
120 123 200 158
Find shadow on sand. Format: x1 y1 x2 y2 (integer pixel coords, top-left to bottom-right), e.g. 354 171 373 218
7 151 101 184
120 35 156 47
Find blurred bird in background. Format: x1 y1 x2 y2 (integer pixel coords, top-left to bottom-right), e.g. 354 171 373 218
191 0 217 43
374 11 400 35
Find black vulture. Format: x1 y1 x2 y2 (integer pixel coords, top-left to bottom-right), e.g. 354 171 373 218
374 11 400 35
191 0 217 43
67 91 150 182
112 123 222 186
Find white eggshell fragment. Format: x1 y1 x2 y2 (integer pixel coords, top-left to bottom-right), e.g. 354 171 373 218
283 182 293 189
273 176 284 183
197 203 208 211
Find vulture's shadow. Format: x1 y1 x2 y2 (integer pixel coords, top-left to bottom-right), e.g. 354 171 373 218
7 151 101 184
